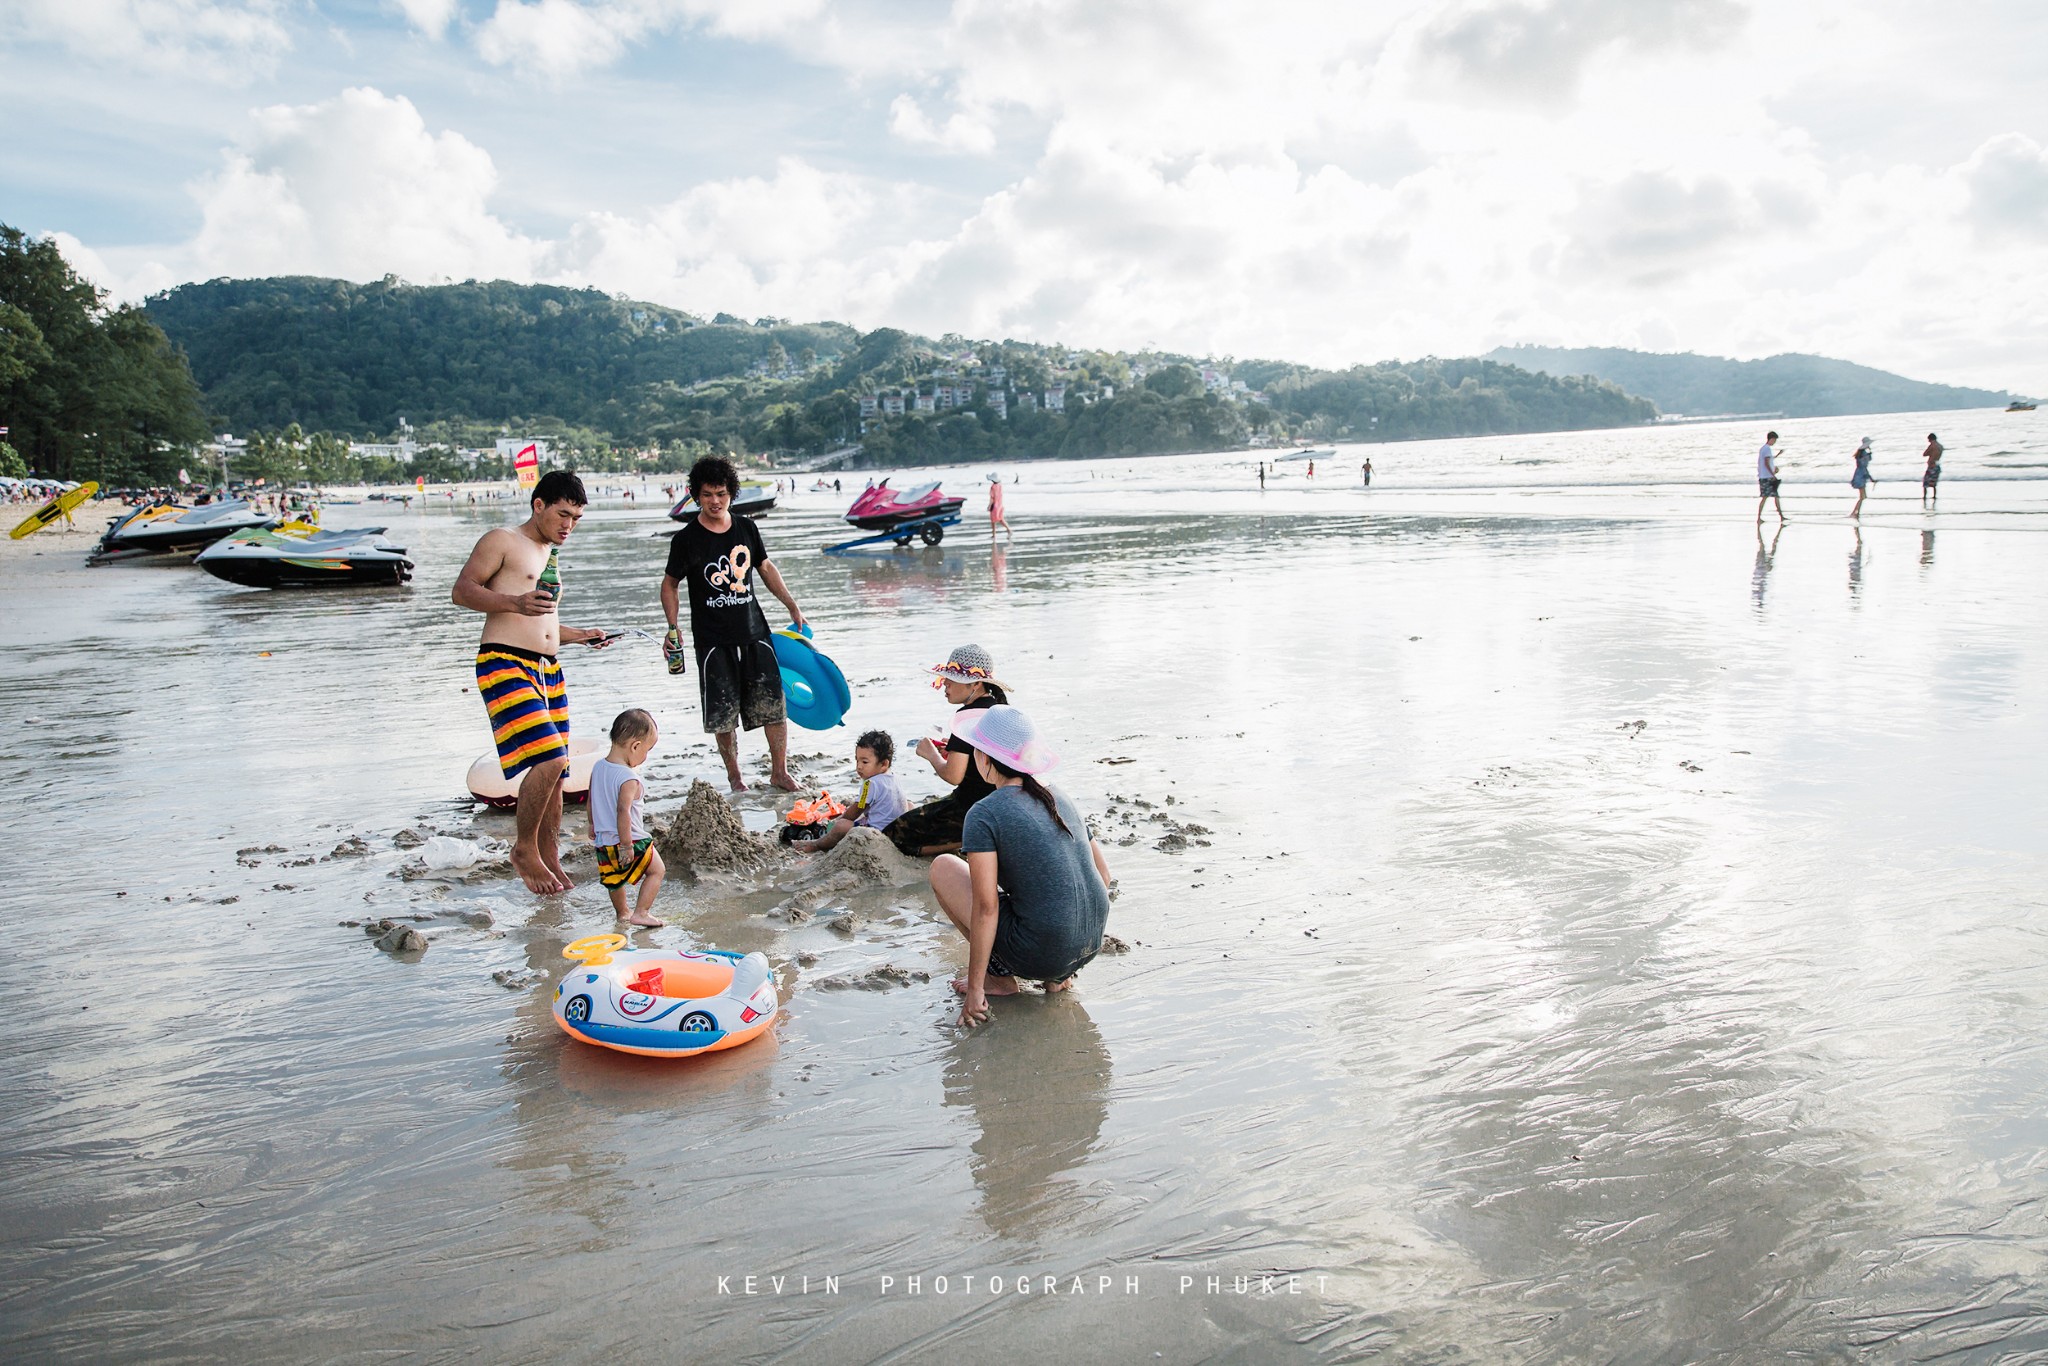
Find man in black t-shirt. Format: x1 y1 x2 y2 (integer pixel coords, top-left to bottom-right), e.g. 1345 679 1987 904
660 456 807 792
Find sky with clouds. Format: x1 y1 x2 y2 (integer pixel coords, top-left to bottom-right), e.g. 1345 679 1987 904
4 0 2044 391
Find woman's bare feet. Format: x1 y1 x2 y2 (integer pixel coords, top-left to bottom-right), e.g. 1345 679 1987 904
951 975 1020 996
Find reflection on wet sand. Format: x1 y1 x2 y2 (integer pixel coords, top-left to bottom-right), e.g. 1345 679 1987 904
1751 523 1782 610
842 547 967 611
943 996 1109 1238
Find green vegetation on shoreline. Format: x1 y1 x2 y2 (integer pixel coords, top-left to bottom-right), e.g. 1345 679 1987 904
23 227 2004 488
141 274 1657 473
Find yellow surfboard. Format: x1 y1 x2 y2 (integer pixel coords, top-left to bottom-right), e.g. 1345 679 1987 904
10 481 99 539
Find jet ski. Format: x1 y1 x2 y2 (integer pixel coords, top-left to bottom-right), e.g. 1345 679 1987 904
668 479 778 523
88 499 279 564
195 523 414 588
842 480 965 531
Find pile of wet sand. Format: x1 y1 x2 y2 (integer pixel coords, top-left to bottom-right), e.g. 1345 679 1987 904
655 780 774 873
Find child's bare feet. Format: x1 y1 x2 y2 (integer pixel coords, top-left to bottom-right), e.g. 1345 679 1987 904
620 911 665 928
951 975 1020 996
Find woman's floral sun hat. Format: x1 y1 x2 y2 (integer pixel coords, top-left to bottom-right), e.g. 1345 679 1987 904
928 643 1008 691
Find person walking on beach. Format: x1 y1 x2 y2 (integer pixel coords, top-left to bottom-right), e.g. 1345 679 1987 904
988 474 1010 540
452 470 614 894
1258 462 1266 490
1849 436 1875 520
1922 433 1943 506
660 456 806 793
1362 458 1372 487
925 706 1111 1026
1757 431 1786 524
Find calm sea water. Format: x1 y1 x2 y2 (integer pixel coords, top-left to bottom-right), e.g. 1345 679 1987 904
3 409 2045 1360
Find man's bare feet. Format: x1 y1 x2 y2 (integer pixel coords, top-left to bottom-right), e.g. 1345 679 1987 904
1041 977 1073 993
951 975 1020 996
769 769 799 792
541 849 574 892
621 912 665 928
512 844 564 894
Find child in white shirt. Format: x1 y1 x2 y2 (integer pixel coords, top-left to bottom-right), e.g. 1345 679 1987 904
589 708 666 926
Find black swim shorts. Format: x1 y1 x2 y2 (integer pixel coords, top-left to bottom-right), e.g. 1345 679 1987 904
696 637 786 734
1758 477 1782 497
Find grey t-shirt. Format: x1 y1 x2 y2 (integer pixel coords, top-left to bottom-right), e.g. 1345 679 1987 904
961 785 1109 975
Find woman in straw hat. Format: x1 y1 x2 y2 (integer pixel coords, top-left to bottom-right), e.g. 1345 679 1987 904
887 644 1011 857
928 705 1112 1026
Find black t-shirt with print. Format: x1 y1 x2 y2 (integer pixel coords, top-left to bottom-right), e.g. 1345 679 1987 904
665 515 771 647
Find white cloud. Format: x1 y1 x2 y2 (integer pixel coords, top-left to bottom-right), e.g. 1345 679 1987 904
2 0 289 76
550 156 914 320
473 0 826 79
391 0 462 40
1964 133 2048 242
888 94 995 154
1416 0 1747 107
83 88 544 294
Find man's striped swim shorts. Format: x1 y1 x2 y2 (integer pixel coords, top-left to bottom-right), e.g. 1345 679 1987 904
476 645 569 778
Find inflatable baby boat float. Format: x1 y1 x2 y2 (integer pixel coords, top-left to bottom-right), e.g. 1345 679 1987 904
553 934 779 1058
467 734 605 808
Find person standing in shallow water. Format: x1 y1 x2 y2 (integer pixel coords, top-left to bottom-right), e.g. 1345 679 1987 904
1757 430 1786 525
1849 436 1875 520
660 456 806 793
452 470 615 894
1922 433 1943 507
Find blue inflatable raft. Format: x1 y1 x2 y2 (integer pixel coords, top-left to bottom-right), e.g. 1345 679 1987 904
772 624 853 730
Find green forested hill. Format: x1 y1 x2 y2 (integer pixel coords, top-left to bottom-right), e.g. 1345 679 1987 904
141 274 1659 468
146 276 857 435
1487 345 2011 418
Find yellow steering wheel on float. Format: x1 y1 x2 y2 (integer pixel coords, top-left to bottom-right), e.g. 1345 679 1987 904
563 933 628 967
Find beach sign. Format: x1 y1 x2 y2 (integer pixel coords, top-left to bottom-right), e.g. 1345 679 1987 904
515 443 540 489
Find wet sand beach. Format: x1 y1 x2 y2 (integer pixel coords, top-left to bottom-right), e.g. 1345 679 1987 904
4 410 2047 1359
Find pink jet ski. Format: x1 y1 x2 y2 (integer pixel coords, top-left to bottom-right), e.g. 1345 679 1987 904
843 480 966 531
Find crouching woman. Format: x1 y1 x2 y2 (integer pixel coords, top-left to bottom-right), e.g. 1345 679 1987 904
927 706 1112 1027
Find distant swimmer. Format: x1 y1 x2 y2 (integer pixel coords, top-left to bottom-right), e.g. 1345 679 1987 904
452 470 614 894
1757 430 1785 524
1850 436 1874 520
1922 433 1943 506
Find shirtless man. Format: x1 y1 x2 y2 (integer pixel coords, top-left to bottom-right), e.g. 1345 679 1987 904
453 471 612 893
1922 432 1943 507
